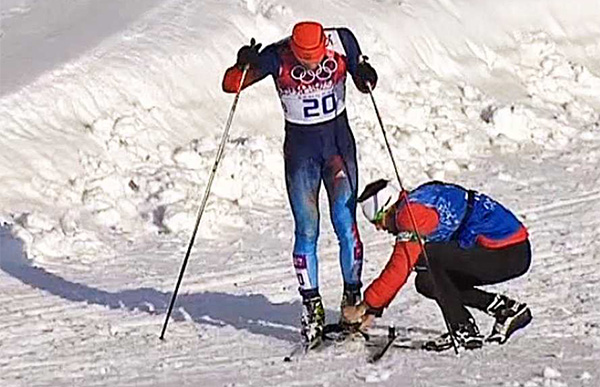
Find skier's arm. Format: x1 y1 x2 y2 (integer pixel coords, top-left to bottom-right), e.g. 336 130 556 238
337 28 378 93
363 203 439 310
222 43 279 93
363 240 422 310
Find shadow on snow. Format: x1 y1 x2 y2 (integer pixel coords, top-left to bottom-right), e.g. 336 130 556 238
0 224 318 343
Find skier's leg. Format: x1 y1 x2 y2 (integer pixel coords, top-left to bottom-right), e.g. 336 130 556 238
424 242 476 327
284 128 325 346
439 240 531 311
323 155 362 287
416 269 520 336
322 117 363 292
415 270 496 310
432 240 532 343
414 271 436 299
422 240 532 347
284 129 323 294
418 242 486 351
421 241 531 312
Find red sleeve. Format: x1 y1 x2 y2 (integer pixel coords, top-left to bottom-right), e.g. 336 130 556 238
364 202 439 310
364 241 421 309
221 66 266 93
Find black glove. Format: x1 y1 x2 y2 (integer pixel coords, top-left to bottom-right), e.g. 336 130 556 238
236 38 262 69
356 57 378 91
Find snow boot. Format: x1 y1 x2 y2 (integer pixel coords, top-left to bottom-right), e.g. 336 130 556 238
301 295 325 349
485 295 532 344
423 318 484 351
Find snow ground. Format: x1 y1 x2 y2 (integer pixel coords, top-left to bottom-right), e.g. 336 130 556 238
1 0 599 386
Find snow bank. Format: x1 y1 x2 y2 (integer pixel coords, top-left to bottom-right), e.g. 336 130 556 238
1 0 599 260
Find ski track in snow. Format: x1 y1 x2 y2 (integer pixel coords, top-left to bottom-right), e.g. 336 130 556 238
1 0 600 386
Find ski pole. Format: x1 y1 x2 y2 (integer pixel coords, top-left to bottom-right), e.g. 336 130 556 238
160 66 249 340
366 82 459 355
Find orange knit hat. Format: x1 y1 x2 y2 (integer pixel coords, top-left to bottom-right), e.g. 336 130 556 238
290 21 326 63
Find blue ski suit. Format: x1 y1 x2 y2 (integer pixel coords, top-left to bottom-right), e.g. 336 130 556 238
223 28 375 295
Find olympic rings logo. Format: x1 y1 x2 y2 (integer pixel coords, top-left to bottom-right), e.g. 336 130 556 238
290 57 338 84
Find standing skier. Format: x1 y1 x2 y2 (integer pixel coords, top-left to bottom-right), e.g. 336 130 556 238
222 21 378 347
343 179 532 351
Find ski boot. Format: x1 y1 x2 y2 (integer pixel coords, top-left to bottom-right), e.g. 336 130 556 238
339 283 362 332
301 295 325 349
423 318 484 351
485 294 532 344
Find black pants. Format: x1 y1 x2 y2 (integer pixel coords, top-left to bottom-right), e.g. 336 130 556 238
414 240 531 327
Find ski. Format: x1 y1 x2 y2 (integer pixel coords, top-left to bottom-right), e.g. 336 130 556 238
368 325 397 363
283 323 368 362
323 322 369 342
364 325 438 359
390 338 428 350
283 324 440 362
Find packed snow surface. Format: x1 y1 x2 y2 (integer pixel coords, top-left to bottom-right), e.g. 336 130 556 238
1 0 599 386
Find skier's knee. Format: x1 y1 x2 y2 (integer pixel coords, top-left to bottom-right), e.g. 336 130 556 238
415 273 436 299
295 227 319 244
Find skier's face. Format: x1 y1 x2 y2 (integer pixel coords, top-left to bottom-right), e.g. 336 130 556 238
297 54 325 70
374 202 399 235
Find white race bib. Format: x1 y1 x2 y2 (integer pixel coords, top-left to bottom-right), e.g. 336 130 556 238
280 81 346 125
277 29 349 125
